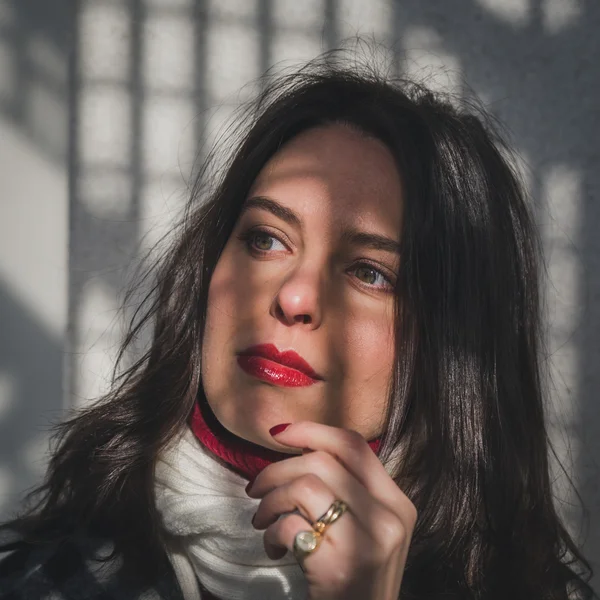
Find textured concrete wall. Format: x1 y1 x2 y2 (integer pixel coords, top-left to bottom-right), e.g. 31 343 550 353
1 0 598 587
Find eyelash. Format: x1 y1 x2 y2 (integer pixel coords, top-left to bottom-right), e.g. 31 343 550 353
237 227 395 292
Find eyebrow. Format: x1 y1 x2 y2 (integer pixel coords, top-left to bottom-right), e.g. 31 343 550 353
340 228 401 255
242 195 401 255
241 196 302 229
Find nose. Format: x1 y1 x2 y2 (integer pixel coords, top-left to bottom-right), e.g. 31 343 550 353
270 267 323 329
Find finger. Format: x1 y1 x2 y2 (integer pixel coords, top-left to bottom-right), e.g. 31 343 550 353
253 471 372 530
249 451 389 534
262 512 308 559
262 504 368 570
268 422 414 519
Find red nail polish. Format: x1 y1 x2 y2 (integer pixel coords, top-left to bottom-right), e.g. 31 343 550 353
269 423 291 436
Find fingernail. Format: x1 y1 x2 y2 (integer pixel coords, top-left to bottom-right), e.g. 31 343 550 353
269 423 291 436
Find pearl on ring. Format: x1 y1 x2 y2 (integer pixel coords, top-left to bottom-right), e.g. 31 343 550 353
293 530 321 557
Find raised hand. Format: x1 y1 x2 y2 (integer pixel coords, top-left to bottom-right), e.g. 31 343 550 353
246 421 417 600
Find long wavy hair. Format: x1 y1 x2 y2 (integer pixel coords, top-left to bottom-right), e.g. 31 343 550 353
2 53 596 599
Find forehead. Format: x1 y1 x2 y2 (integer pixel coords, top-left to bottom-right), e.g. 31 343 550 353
248 124 403 232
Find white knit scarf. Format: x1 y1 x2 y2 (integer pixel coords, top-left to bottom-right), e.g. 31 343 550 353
154 427 308 600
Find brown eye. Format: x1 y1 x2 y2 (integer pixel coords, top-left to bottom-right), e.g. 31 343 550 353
239 228 287 253
351 263 393 291
355 265 378 285
253 232 274 251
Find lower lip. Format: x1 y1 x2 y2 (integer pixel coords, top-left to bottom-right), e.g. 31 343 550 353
237 355 319 387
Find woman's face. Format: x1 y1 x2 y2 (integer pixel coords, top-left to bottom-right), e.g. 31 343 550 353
202 124 403 453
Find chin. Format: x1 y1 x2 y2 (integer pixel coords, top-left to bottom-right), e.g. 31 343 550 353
208 394 287 436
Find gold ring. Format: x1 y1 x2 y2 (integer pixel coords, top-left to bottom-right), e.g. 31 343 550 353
292 500 349 562
312 500 348 534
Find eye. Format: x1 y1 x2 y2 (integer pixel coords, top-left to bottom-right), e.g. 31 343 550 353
351 263 394 291
240 228 287 253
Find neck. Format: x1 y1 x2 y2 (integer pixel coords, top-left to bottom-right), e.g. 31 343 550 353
190 401 382 481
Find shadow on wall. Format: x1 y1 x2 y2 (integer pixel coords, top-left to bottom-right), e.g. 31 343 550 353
0 0 71 519
0 280 64 520
0 0 71 164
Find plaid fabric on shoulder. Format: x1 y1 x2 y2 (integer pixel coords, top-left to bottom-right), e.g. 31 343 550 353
0 530 184 600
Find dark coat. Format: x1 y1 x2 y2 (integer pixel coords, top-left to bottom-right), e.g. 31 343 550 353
0 530 186 600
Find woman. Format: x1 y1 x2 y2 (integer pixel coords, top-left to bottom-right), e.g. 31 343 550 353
0 54 596 600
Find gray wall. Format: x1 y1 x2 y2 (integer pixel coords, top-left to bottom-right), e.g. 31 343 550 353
0 0 69 520
1 0 598 588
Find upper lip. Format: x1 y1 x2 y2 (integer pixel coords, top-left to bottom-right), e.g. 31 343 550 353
238 343 323 380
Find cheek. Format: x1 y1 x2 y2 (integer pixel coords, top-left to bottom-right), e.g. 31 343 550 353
344 309 395 380
206 254 236 314
337 309 395 435
203 248 250 335
202 257 239 385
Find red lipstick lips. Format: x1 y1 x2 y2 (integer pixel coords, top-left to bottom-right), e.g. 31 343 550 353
237 343 323 387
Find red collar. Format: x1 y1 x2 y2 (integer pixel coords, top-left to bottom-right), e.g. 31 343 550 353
190 401 381 481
